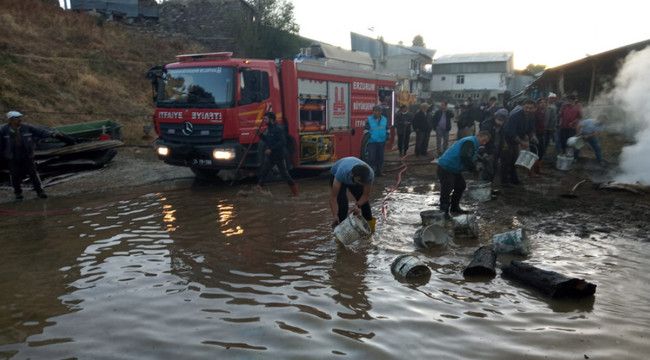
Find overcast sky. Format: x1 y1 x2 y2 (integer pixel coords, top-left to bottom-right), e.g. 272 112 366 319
292 0 650 69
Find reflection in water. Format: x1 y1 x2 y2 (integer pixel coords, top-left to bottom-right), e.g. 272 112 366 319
330 245 372 321
0 180 649 359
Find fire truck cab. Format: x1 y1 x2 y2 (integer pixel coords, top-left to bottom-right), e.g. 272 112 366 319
148 49 396 180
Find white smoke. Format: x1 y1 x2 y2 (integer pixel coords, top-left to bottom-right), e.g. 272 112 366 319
599 46 650 185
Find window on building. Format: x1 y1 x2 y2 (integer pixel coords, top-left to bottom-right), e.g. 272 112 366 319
456 75 465 84
441 76 446 81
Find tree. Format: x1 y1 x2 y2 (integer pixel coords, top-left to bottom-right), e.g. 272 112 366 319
245 0 299 34
525 64 546 75
412 35 425 47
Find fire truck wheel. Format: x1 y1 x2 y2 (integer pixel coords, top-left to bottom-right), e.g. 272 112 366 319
191 168 219 181
360 133 371 162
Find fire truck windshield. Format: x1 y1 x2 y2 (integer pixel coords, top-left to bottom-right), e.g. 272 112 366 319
158 67 235 108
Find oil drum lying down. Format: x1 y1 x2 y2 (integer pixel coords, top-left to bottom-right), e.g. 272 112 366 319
502 260 597 298
391 254 431 279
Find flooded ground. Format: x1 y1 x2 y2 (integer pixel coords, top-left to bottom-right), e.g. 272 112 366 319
1 156 649 359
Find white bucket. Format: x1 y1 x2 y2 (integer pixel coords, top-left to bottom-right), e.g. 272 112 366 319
567 136 585 149
467 181 492 202
492 228 529 255
414 225 451 248
556 154 574 171
391 254 431 279
333 215 371 246
515 150 539 170
420 210 447 227
452 214 479 238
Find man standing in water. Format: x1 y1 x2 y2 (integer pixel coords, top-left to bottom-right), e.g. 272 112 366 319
329 157 375 232
255 112 298 196
436 131 491 216
1 111 75 200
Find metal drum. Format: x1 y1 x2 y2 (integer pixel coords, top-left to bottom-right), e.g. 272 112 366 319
333 215 371 247
420 210 447 227
467 180 492 202
452 214 479 238
414 224 451 249
515 150 539 170
391 254 431 279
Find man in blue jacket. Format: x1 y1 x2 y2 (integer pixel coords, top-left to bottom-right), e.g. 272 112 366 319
329 157 375 230
1 111 75 200
365 105 389 176
436 131 491 215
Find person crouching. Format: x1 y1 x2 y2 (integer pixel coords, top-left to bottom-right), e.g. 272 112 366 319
436 131 491 216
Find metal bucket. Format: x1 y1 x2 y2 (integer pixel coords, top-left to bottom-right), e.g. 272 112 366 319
492 228 529 255
420 210 447 227
555 154 574 171
567 136 585 149
515 150 539 170
467 180 492 202
333 215 371 246
452 214 479 238
414 224 451 248
391 254 431 279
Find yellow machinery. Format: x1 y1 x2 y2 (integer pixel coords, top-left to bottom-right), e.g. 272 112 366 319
300 134 334 162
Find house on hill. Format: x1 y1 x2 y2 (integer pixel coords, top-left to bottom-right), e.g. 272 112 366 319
68 0 159 20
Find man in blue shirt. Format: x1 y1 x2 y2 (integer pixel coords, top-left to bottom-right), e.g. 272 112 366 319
364 105 389 176
436 131 491 215
576 116 604 164
329 157 374 228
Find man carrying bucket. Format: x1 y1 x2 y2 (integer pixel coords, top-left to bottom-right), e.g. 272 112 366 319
329 157 376 232
502 99 536 186
436 131 491 216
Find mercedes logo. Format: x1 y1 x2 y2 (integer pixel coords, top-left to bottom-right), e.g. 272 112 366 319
181 121 194 136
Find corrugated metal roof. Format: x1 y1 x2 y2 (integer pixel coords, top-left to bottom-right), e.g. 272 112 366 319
434 52 513 64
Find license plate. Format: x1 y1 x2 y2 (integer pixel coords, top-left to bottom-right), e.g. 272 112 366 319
191 159 212 166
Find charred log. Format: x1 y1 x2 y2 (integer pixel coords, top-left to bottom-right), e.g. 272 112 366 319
502 261 596 298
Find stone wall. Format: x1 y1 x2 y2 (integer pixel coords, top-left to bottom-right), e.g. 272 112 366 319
158 0 254 54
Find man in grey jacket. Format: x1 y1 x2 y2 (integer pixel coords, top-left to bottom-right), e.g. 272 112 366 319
1 111 74 200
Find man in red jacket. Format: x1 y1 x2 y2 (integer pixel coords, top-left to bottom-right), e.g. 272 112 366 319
558 95 582 155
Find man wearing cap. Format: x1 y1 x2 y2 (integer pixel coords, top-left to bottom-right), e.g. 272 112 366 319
545 93 559 154
413 102 432 157
329 156 375 231
364 105 389 176
1 111 74 200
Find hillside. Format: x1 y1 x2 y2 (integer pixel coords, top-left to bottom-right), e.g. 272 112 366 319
0 0 206 143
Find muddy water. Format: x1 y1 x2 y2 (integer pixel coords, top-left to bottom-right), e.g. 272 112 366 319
0 178 648 359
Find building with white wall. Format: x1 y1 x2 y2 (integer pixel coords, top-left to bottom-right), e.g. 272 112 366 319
430 52 514 105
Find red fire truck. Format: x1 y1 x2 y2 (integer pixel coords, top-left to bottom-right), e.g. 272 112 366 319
148 51 396 179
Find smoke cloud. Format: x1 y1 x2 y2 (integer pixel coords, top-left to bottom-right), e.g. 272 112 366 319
599 46 650 185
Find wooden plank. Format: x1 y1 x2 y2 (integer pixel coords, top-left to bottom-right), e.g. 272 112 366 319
502 261 596 298
35 140 123 157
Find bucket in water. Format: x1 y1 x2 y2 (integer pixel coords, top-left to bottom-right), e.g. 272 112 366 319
414 224 451 249
515 150 539 170
452 214 479 238
556 154 573 171
420 210 447 227
333 215 371 247
467 180 492 202
492 228 529 255
391 254 431 279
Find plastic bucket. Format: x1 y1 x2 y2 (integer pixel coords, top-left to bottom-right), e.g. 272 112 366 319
420 210 447 227
567 136 585 149
515 150 539 170
333 215 371 246
414 224 451 248
391 254 431 279
555 154 574 171
492 228 529 255
452 214 479 238
467 181 492 202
